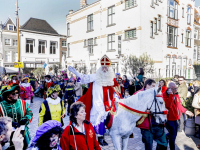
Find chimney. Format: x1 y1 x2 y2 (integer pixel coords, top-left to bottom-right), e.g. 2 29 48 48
80 0 87 8
69 10 73 15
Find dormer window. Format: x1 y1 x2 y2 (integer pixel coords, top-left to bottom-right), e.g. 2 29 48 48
8 24 14 31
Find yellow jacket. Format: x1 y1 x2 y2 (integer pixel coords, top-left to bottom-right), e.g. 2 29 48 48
39 97 65 126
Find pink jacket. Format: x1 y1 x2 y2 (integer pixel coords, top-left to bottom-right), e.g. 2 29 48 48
20 83 34 100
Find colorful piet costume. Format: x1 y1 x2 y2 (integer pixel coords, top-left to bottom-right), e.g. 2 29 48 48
0 84 33 149
9 75 20 85
20 77 34 105
43 75 55 100
39 84 65 126
68 55 122 146
20 86 27 100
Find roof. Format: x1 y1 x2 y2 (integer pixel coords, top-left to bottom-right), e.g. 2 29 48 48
2 17 16 31
20 18 58 34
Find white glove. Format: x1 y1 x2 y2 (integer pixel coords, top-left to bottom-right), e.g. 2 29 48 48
68 66 81 77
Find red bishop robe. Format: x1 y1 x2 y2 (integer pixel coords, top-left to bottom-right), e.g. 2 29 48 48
78 78 122 121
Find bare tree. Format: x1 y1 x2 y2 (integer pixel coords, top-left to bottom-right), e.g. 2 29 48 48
121 53 154 75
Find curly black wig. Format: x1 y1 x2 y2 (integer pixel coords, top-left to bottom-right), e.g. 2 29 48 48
36 126 64 150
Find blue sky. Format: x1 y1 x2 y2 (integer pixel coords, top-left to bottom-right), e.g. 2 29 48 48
0 0 200 35
0 0 96 35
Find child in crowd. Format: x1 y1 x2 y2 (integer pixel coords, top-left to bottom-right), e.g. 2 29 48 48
124 89 130 99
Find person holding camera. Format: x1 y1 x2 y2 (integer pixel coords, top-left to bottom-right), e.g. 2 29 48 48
0 84 33 150
0 117 24 150
129 68 144 92
163 82 194 150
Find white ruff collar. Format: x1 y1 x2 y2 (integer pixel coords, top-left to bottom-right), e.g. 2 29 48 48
21 83 30 87
12 80 16 83
45 79 52 83
46 97 60 105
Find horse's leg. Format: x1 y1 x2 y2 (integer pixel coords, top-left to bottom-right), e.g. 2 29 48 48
110 133 121 150
122 137 129 150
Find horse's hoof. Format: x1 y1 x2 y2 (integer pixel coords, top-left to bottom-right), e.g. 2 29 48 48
103 140 108 146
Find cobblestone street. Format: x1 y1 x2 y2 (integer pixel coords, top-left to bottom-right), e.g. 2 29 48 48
29 97 200 150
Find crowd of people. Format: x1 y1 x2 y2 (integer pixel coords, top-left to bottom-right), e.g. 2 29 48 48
0 62 200 150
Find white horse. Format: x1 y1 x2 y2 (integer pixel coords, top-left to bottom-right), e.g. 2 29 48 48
109 86 167 150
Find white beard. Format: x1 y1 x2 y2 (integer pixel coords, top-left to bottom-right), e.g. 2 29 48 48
95 66 115 86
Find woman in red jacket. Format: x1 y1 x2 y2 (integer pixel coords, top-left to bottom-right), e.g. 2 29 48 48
60 102 101 150
159 79 167 93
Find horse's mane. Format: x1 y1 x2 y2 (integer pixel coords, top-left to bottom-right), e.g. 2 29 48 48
119 88 155 112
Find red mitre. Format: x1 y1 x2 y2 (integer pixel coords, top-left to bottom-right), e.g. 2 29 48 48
100 55 111 67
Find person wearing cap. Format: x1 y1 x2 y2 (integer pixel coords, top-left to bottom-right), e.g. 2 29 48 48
43 75 55 100
115 73 120 82
64 80 75 116
9 75 19 85
39 84 66 126
20 77 34 105
0 83 33 149
28 120 63 150
60 102 101 150
68 55 122 146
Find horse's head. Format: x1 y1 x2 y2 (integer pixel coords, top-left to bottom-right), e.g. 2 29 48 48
146 84 167 125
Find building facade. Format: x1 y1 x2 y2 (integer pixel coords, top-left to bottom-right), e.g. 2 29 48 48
20 18 65 74
194 7 200 65
0 18 18 74
66 0 195 79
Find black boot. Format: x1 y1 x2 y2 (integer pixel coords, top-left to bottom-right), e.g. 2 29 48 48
103 139 108 146
31 97 33 103
98 137 105 146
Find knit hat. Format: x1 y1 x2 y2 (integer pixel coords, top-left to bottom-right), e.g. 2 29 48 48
32 120 62 143
115 73 120 76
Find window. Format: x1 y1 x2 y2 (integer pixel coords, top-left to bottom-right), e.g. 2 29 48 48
194 46 197 59
167 0 178 19
181 33 184 43
198 46 200 61
38 41 45 54
118 36 122 55
151 0 154 6
125 0 136 8
87 14 93 31
194 30 198 39
13 40 17 46
108 34 115 50
108 6 115 25
187 6 191 24
125 29 136 39
185 30 191 47
68 43 70 56
154 18 157 33
67 23 70 36
13 52 18 62
167 26 178 47
158 15 161 31
62 41 67 47
8 25 14 31
5 39 10 46
94 37 97 45
182 8 184 17
88 39 93 54
199 30 200 40
26 39 34 53
50 42 56 54
150 21 154 37
5 51 11 62
84 40 87 47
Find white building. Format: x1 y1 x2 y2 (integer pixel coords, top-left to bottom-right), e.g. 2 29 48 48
66 0 195 79
20 18 65 74
0 18 19 74
194 7 200 63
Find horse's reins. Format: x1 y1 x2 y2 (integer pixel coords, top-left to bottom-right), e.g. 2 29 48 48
118 90 166 140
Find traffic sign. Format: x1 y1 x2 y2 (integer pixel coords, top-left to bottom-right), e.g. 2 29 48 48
14 62 23 68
